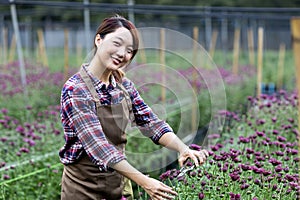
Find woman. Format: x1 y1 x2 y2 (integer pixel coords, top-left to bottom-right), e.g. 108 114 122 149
59 14 208 200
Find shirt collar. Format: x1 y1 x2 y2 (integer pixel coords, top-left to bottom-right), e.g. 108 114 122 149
82 64 117 90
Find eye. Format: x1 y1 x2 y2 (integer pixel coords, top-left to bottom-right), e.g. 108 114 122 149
113 41 121 46
127 48 133 54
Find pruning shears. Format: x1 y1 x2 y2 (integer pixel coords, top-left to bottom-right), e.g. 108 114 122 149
176 161 195 179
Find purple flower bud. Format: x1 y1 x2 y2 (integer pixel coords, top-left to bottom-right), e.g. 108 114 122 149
198 192 205 199
3 174 10 180
291 149 298 155
159 170 171 181
272 184 278 191
239 136 250 143
269 158 282 166
1 108 8 114
272 129 280 135
189 144 202 151
0 162 6 168
256 131 265 137
211 145 219 151
240 183 250 190
229 172 240 181
254 179 261 185
275 151 284 156
275 165 283 172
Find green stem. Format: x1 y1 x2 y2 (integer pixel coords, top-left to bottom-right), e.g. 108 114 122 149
0 163 62 186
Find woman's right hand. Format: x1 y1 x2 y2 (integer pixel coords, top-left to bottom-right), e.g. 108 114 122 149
112 160 178 199
141 177 178 200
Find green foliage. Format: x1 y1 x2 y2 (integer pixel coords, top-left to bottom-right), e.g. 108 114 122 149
0 46 297 199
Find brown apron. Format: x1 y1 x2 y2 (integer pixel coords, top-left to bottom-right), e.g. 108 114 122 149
61 68 134 200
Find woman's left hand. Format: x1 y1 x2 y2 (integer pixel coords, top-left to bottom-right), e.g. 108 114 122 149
178 148 209 167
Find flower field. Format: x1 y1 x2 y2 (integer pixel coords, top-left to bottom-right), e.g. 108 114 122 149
0 49 298 199
154 91 299 199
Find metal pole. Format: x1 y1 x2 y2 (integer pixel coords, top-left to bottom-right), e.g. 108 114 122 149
221 11 228 57
205 7 212 50
127 0 135 24
83 0 91 55
10 0 28 99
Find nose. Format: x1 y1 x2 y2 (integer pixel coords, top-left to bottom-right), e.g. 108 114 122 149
116 47 126 58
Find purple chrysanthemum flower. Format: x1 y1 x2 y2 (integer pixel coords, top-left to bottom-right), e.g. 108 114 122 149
198 192 205 199
229 172 240 181
269 158 282 166
240 183 250 190
239 136 250 143
159 170 171 181
189 144 202 151
1 108 8 114
256 131 265 137
275 165 283 172
3 174 10 180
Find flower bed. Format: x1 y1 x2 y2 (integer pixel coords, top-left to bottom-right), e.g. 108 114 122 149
150 91 299 199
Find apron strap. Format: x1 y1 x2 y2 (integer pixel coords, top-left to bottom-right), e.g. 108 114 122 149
117 82 136 125
79 67 135 125
79 68 101 104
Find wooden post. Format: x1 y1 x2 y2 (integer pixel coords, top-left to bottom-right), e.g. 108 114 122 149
290 17 300 139
232 27 240 75
64 29 69 82
209 29 218 59
193 26 198 70
138 32 147 64
37 29 48 66
76 42 82 66
277 43 286 90
192 26 199 133
8 34 16 62
3 27 8 65
247 28 255 66
160 28 166 104
257 27 264 99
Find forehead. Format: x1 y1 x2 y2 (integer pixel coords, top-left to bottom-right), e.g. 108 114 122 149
104 27 133 45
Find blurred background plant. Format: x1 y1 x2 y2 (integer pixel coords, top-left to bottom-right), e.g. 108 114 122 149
0 0 299 199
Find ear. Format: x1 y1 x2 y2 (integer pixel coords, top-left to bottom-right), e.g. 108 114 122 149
95 34 102 47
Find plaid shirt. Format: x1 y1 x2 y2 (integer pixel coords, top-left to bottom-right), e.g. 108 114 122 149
59 65 173 171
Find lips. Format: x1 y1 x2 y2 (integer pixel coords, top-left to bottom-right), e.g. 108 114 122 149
112 57 122 65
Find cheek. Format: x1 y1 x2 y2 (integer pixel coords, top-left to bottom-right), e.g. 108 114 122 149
125 54 133 61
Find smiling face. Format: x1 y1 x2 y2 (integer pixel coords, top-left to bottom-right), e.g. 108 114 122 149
95 27 134 71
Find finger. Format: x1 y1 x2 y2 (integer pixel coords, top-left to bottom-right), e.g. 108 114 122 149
201 149 209 157
178 157 185 167
159 189 177 199
197 151 207 164
160 183 178 196
160 191 176 200
160 182 177 193
190 154 199 167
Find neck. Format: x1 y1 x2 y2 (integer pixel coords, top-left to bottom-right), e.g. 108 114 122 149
88 57 111 84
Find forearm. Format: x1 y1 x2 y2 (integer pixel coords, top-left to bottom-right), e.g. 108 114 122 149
158 132 189 154
112 159 178 199
111 159 149 187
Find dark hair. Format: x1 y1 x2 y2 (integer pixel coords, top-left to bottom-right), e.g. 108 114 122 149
93 14 139 60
